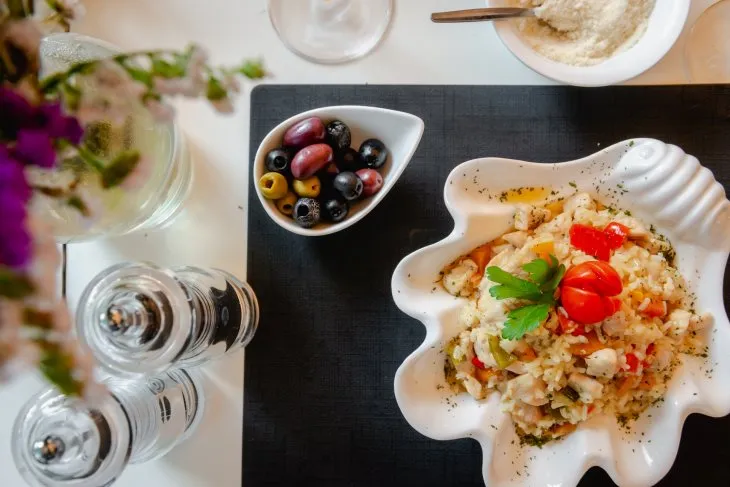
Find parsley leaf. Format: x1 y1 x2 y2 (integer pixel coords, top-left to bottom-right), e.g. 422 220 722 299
502 304 550 340
487 254 566 340
486 266 541 301
522 258 550 283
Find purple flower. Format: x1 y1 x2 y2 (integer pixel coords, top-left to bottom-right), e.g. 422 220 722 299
39 103 84 145
0 87 36 138
0 149 33 269
0 147 31 202
0 190 32 269
13 130 57 169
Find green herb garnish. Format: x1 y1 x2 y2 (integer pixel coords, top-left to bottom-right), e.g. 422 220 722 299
487 255 565 340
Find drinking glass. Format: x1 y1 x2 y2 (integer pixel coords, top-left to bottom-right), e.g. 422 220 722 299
38 33 193 242
75 262 259 378
13 370 203 487
684 1 730 83
268 0 394 64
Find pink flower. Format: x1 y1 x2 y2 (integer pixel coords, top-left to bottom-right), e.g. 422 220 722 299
210 97 234 114
48 0 86 21
153 77 199 97
222 73 241 94
4 20 41 62
144 98 175 122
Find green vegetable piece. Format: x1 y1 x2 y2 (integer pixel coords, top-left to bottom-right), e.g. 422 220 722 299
488 335 516 369
502 304 550 341
445 338 464 367
561 386 580 402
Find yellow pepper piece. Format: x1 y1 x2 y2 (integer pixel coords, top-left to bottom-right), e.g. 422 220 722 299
532 241 555 261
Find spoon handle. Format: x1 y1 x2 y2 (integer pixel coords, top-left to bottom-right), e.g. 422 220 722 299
431 7 534 23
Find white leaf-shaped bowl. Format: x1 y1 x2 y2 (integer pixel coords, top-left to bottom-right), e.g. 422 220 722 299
392 139 730 487
253 105 424 236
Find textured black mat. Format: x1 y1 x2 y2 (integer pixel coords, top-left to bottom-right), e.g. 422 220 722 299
245 85 730 487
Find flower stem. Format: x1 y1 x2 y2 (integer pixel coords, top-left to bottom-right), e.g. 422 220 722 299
75 144 106 173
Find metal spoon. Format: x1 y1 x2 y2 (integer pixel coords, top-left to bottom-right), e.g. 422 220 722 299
431 7 535 23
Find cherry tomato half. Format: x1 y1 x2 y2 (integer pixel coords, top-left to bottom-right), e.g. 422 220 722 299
562 261 623 296
570 224 611 261
603 222 630 250
560 261 623 324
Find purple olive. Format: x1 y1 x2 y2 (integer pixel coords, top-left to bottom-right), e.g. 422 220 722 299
291 144 333 180
283 117 326 149
356 169 383 197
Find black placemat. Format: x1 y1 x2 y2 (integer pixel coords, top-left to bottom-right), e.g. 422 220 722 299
245 85 730 487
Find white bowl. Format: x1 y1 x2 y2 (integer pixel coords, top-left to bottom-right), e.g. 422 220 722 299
253 106 424 236
488 0 690 86
392 139 730 487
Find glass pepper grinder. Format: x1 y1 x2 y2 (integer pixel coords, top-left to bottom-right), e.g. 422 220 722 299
12 369 204 487
75 262 259 377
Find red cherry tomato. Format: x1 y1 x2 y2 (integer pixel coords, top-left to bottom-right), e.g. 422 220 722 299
570 224 611 261
625 353 640 373
560 261 623 325
471 356 486 370
603 222 630 250
562 261 623 296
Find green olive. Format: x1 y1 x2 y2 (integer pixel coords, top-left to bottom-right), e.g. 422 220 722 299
276 192 298 216
292 176 321 198
259 172 288 200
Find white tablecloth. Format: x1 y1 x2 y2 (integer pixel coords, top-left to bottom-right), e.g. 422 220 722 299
0 0 721 485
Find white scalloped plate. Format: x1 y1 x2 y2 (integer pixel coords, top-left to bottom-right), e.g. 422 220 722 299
392 139 730 487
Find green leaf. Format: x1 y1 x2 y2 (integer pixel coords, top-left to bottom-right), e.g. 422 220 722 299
502 304 550 340
61 82 82 112
39 72 66 93
23 308 54 329
101 150 141 188
151 58 186 78
66 195 90 216
238 60 265 79
540 263 566 295
487 266 541 301
206 76 227 101
0 267 35 299
35 342 84 396
123 64 153 88
522 258 550 284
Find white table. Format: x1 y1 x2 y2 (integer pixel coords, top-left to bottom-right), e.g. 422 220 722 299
0 0 722 485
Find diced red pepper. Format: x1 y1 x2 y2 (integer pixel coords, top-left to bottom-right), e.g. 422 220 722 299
570 224 611 261
587 405 596 415
557 308 586 335
625 353 640 373
643 343 656 367
640 299 667 318
471 356 486 370
603 222 630 250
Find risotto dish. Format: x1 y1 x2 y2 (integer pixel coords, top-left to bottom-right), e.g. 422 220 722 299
442 192 711 443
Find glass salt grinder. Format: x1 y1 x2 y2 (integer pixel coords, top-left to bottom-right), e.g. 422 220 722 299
75 262 259 378
13 369 204 487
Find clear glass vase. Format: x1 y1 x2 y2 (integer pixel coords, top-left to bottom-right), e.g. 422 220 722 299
12 370 204 487
38 33 193 242
75 262 259 378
